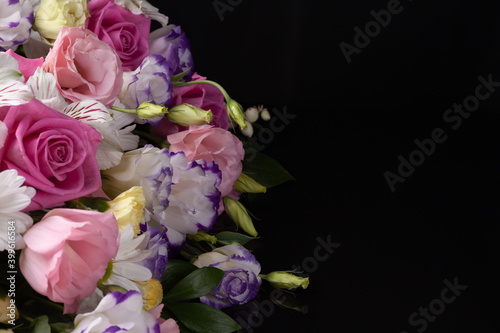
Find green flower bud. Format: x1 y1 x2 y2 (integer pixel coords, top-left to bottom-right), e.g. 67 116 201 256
227 99 247 130
223 196 257 236
234 173 266 193
166 103 213 126
137 102 168 119
188 231 217 244
262 272 310 290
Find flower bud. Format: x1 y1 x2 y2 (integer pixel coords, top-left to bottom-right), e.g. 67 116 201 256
137 102 168 119
188 231 217 244
106 186 146 237
234 173 266 193
35 0 89 44
240 120 254 138
260 108 271 121
223 196 257 237
227 99 247 130
245 106 259 123
262 272 309 290
166 103 213 126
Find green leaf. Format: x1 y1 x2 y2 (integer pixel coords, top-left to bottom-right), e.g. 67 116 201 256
171 67 192 82
165 267 224 302
30 315 51 333
242 148 294 188
162 259 197 294
216 231 258 246
70 197 110 212
167 303 241 333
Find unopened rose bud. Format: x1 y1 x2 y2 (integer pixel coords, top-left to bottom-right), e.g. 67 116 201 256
223 196 257 236
137 102 168 119
166 103 213 126
227 99 247 130
234 173 266 193
245 106 259 123
260 108 271 121
262 272 309 290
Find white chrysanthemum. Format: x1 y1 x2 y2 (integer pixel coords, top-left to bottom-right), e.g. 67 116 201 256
104 224 152 294
0 80 33 106
26 67 67 111
0 169 35 251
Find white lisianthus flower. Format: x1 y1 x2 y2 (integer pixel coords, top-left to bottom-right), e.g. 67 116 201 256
26 67 67 111
114 0 168 26
0 169 36 251
0 0 34 50
34 0 89 44
72 290 160 333
0 80 33 107
102 145 173 219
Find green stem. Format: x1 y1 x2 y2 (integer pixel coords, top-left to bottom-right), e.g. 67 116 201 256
173 80 231 102
111 106 138 114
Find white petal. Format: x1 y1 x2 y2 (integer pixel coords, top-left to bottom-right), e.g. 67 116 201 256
0 52 23 82
0 80 33 106
26 67 67 111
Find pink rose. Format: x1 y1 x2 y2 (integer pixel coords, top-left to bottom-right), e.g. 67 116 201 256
43 27 123 107
149 304 180 333
0 99 102 211
167 125 244 198
5 49 44 83
86 0 150 71
150 73 229 137
20 208 119 313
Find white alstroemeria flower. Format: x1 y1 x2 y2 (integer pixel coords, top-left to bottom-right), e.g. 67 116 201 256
103 224 152 294
114 0 168 26
72 290 160 333
26 67 67 111
0 80 33 107
0 169 36 251
62 100 124 170
0 52 23 82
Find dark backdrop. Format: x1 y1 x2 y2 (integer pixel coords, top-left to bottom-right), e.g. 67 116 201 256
150 1 499 332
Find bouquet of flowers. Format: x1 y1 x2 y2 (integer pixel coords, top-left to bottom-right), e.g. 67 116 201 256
0 0 308 332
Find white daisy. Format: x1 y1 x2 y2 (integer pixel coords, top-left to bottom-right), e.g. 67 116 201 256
0 169 36 251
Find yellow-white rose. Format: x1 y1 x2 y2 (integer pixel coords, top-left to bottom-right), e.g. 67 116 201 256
34 0 89 43
106 186 146 237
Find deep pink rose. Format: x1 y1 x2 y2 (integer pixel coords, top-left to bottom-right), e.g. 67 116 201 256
20 208 119 313
150 73 229 137
0 99 102 211
86 0 150 71
43 27 123 107
5 49 44 83
167 125 244 198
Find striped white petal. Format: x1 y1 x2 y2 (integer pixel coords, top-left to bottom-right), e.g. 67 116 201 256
0 80 33 106
26 67 67 111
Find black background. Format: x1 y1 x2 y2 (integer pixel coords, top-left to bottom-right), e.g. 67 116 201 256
151 1 499 332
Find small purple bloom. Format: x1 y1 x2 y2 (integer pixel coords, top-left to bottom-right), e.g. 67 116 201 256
149 24 194 81
193 244 262 309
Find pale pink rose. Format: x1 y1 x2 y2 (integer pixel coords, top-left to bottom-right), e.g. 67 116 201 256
43 27 123 107
19 208 119 313
167 125 244 198
149 304 180 333
5 49 44 83
0 99 102 211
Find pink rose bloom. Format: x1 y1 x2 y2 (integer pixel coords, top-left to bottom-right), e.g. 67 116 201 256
43 27 123 107
19 208 119 313
167 125 244 198
149 304 180 333
86 0 150 71
0 99 102 211
5 49 43 83
150 73 229 137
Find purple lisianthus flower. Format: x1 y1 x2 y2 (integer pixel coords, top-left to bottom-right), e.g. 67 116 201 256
119 54 173 112
73 290 160 333
139 227 169 280
0 0 34 51
148 24 194 81
192 244 262 309
148 151 221 251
